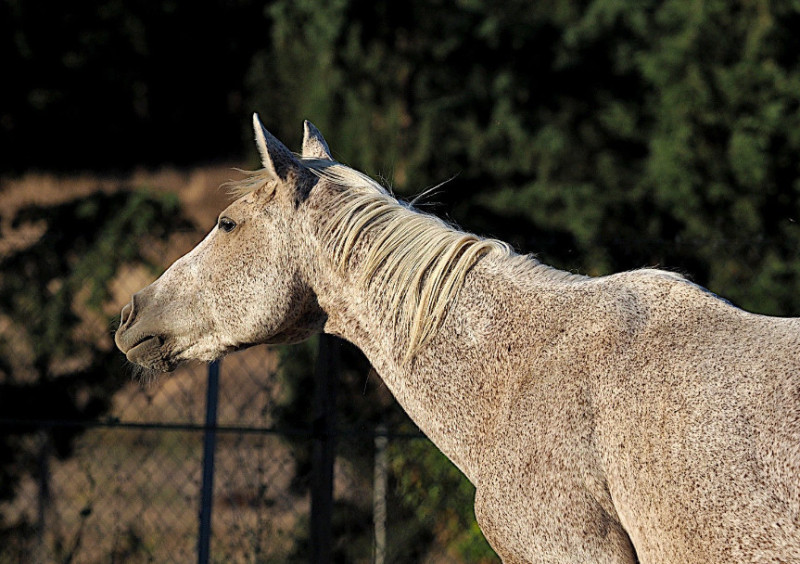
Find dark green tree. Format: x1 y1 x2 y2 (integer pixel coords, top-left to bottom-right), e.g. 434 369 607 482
251 0 800 313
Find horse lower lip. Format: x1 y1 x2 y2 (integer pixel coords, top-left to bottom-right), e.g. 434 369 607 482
126 335 177 372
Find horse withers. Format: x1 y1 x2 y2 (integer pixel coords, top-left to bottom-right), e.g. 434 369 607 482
116 115 800 563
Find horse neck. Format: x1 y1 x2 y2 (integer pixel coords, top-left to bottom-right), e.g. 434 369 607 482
310 235 550 483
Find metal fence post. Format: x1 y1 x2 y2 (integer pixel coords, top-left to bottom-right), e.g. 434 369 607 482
198 360 220 564
311 335 340 564
373 424 388 564
36 430 51 563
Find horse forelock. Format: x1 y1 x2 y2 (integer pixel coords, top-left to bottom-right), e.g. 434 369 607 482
222 157 384 200
223 168 279 199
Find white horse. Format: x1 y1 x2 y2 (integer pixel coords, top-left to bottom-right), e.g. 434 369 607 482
116 115 800 563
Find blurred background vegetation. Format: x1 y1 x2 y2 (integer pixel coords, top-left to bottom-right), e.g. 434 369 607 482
6 0 800 310
3 0 800 561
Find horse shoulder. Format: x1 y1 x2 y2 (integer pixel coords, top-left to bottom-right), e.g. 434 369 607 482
589 270 800 562
477 268 800 562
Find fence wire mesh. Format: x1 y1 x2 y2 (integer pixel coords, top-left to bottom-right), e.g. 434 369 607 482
0 347 303 563
0 343 470 564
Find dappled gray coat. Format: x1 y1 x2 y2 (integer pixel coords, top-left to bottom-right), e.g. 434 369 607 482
116 115 800 563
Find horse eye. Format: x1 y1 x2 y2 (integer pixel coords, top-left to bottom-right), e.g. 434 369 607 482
218 217 237 233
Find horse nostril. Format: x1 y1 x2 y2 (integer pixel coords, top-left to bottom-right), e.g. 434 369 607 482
119 291 152 332
120 295 139 329
120 303 132 326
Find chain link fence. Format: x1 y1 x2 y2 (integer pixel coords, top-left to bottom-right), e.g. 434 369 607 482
0 336 466 564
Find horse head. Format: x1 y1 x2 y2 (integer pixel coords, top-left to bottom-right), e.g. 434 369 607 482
115 115 330 371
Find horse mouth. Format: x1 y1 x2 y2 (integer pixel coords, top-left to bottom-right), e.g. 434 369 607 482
126 335 178 373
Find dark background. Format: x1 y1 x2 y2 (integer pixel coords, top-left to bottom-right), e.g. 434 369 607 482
3 1 800 561
5 0 800 312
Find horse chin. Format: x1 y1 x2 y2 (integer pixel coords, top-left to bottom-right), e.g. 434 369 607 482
126 336 179 373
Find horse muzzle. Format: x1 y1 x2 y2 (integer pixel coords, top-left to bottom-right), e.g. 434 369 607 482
115 293 178 372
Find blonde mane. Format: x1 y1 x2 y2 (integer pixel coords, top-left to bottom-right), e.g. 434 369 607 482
304 160 530 362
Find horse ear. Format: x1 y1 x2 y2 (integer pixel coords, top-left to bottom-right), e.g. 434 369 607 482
252 113 300 180
302 120 333 160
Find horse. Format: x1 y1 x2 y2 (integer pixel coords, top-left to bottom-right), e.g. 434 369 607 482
115 114 800 563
